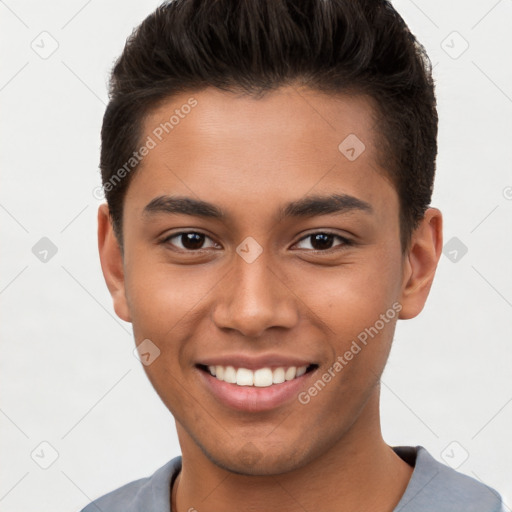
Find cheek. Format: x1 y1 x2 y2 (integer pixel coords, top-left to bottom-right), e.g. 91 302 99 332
290 254 402 337
124 260 213 337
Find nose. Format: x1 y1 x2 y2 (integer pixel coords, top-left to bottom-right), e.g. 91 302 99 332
212 251 299 338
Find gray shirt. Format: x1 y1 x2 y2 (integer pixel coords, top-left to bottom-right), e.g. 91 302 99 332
81 446 503 511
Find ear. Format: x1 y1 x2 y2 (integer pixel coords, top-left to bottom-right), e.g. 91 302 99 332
97 203 132 323
398 208 443 319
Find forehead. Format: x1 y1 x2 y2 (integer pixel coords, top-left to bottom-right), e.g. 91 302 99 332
125 85 396 221
143 85 379 161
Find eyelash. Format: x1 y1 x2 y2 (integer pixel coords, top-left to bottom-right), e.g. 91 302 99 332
160 231 353 253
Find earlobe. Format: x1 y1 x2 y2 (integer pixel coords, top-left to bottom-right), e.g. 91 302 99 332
398 208 443 320
97 204 132 323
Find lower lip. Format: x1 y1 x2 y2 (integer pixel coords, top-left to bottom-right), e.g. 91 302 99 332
197 367 316 412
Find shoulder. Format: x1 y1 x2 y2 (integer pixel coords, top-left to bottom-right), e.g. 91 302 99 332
81 456 182 512
394 446 503 512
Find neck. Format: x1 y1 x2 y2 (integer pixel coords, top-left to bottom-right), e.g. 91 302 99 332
172 392 413 512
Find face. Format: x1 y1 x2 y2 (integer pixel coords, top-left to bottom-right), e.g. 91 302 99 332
99 85 440 476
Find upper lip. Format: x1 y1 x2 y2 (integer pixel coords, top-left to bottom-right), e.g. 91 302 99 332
196 353 316 371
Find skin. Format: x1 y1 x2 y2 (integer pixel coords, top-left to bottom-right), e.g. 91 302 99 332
98 85 443 512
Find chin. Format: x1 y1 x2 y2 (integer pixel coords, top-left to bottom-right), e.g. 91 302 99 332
203 441 314 477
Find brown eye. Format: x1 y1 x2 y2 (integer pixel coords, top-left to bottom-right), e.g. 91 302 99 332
294 232 351 251
162 232 218 251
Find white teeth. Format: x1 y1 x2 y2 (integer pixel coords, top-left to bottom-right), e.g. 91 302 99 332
296 365 307 377
236 368 254 386
285 367 297 381
254 368 273 387
224 366 237 384
272 367 285 384
207 365 311 386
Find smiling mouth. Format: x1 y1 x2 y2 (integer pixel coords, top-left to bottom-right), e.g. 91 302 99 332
197 364 318 387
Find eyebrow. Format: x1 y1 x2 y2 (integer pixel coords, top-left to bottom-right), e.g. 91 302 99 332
142 193 373 222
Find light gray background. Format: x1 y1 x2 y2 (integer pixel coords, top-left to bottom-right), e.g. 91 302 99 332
1 0 511 510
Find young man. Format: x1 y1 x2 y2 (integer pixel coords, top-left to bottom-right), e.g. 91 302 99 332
84 0 503 510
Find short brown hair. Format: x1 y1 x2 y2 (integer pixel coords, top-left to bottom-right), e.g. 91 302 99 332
100 0 438 251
